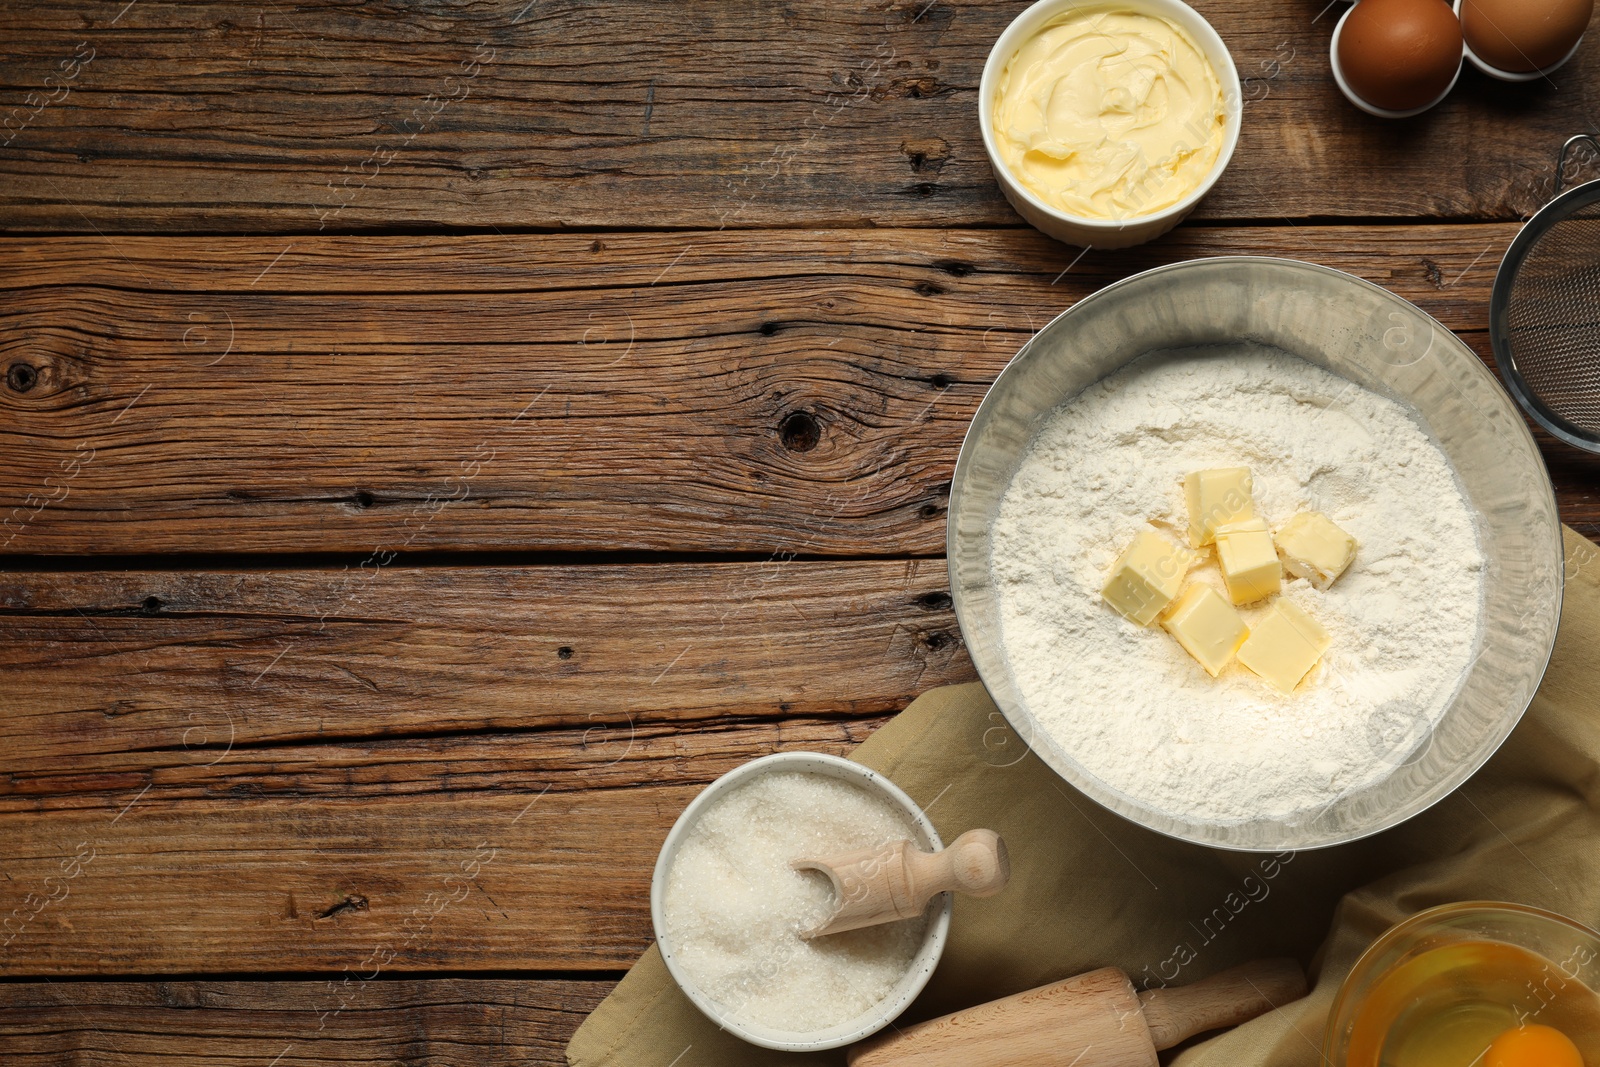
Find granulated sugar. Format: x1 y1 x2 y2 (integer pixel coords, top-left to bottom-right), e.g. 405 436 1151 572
989 345 1484 823
660 770 927 1033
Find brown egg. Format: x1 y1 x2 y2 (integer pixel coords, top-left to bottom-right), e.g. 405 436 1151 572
1338 0 1464 111
1462 0 1593 72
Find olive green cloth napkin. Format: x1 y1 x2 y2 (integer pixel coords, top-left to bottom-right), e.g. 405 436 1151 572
568 528 1600 1067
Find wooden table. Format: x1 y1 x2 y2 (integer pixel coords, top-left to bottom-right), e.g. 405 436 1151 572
1 0 1597 1060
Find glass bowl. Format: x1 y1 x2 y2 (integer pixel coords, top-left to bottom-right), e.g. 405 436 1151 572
947 257 1565 851
1324 901 1600 1065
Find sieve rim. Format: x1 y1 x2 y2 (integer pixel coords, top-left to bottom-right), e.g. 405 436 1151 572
1489 174 1600 454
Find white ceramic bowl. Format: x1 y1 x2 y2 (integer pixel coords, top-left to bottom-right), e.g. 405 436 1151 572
649 752 952 1052
1453 0 1586 82
978 0 1242 249
1330 2 1462 118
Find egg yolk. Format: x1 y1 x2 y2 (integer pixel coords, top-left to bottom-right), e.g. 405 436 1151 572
1485 1024 1584 1067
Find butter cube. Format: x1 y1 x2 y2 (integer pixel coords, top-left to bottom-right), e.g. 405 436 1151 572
1102 529 1193 626
1276 511 1357 589
1183 467 1255 547
1161 584 1249 677
1238 600 1331 693
1215 519 1282 605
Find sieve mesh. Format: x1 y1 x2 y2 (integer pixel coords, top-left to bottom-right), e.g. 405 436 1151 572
1493 135 1600 452
1502 201 1600 438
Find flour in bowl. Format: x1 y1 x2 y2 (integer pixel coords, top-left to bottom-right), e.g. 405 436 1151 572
989 345 1484 823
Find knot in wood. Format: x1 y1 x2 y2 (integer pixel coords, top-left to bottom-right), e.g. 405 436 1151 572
779 411 821 453
6 362 38 393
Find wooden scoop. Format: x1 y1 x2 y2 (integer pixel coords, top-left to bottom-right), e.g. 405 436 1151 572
792 829 1010 939
848 957 1307 1067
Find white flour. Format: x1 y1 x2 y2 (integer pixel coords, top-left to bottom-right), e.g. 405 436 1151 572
989 346 1484 823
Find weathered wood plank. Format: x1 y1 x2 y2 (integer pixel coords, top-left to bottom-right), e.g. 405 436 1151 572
0 560 957 975
0 559 945 974
0 560 966 761
0 716 885 813
0 978 610 1064
0 1 1594 231
0 225 1532 296
4 225 1597 555
0 755 976 973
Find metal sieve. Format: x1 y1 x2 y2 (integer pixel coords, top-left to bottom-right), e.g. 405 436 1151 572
1490 134 1600 453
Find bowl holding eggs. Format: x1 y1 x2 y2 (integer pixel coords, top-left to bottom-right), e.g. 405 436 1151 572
1455 0 1593 81
1329 0 1593 117
1331 0 1464 118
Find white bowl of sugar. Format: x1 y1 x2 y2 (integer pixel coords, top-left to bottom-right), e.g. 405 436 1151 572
650 752 952 1051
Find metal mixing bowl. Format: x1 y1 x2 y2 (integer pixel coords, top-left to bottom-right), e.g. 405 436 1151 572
947 257 1564 852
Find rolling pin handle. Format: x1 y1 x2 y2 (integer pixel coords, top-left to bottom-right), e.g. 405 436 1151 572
1136 957 1307 1050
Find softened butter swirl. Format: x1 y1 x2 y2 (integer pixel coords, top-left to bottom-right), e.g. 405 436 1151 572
992 8 1226 220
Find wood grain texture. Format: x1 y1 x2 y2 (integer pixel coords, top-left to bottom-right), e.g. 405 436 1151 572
0 762 763 973
1 715 886 812
848 966 1155 1067
0 559 962 971
0 705 961 974
0 1 1591 1060
4 226 1598 556
0 978 609 1064
0 1 1596 231
0 559 965 761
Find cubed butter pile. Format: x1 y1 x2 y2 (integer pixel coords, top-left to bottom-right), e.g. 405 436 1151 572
1101 467 1356 693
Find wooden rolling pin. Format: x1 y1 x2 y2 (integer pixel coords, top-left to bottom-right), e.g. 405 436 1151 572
848 957 1307 1067
793 829 1010 938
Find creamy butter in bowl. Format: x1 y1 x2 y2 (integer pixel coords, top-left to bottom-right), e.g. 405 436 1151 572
980 0 1241 248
